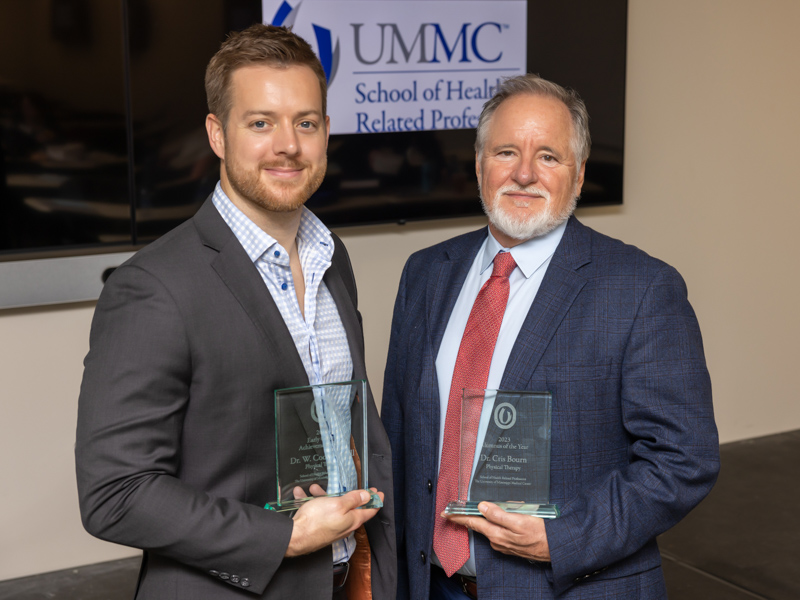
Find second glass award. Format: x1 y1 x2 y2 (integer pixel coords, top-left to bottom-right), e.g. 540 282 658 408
444 389 559 518
265 380 383 512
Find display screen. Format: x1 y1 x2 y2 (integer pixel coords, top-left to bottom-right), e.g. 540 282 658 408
0 0 626 259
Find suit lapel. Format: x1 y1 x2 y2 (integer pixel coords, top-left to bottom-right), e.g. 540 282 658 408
500 217 592 391
418 229 488 475
427 229 489 360
192 199 309 386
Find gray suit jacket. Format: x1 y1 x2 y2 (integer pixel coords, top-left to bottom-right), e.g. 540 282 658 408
76 199 396 599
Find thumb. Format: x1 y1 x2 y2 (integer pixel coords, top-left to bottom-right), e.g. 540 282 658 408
342 489 371 510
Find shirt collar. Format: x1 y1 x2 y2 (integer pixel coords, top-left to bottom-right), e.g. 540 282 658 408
480 219 568 279
211 182 334 265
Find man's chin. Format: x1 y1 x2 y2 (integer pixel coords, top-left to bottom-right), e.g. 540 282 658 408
235 181 315 214
482 194 576 242
488 211 563 241
253 194 308 213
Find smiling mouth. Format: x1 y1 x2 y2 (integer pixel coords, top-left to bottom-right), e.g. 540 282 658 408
264 167 302 178
499 185 550 206
260 161 307 181
504 192 545 207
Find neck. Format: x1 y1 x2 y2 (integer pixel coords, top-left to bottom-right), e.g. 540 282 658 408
219 176 303 252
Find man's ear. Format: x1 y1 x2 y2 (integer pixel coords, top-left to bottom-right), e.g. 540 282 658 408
206 114 225 160
325 114 331 148
575 160 586 197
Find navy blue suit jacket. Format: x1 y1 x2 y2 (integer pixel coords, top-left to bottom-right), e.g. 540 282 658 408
381 217 719 599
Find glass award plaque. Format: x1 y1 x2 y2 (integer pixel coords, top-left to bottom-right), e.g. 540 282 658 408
265 379 383 512
444 389 559 519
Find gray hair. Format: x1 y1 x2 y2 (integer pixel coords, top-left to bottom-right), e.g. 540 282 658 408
475 74 591 165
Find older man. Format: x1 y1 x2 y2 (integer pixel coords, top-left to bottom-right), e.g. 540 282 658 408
76 24 395 600
381 74 718 599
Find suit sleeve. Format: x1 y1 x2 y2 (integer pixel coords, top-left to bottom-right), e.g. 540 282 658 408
75 264 293 595
381 259 412 600
545 264 720 594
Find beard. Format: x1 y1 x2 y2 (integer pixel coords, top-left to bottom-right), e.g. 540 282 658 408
224 152 327 214
480 183 578 241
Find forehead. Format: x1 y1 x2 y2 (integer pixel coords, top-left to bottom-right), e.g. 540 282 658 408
228 63 322 111
485 93 574 149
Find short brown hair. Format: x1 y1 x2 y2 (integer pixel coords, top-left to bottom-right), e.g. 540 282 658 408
205 24 327 128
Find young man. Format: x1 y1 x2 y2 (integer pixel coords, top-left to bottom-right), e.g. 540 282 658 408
76 24 395 600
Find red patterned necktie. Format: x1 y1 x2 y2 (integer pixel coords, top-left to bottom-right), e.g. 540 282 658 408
433 251 517 576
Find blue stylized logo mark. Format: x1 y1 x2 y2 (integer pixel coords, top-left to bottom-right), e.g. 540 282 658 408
312 24 339 86
270 1 295 27
270 2 339 86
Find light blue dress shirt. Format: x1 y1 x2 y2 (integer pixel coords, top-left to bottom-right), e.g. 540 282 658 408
433 221 567 576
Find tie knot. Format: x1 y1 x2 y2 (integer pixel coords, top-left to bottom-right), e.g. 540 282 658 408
492 251 516 278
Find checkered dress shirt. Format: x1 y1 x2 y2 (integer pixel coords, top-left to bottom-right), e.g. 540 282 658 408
212 183 355 562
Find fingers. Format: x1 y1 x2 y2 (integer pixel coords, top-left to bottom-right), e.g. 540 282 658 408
292 484 364 501
308 483 327 497
443 514 485 535
443 503 550 561
336 489 382 514
285 489 384 557
335 490 382 529
478 502 515 527
479 502 544 536
340 489 372 509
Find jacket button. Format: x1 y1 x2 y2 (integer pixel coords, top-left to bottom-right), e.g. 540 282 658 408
420 551 426 564
241 578 251 588
427 480 433 493
230 575 240 583
219 572 230 580
208 570 219 577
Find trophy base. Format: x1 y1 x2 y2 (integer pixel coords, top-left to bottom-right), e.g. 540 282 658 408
266 489 384 513
444 501 559 519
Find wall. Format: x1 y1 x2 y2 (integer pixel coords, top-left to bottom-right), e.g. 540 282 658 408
2 0 799 582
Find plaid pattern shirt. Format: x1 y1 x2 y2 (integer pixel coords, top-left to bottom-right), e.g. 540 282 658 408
212 183 355 562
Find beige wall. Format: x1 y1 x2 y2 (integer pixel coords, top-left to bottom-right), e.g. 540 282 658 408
2 0 799 582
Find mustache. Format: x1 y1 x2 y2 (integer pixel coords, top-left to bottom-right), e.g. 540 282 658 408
497 184 551 200
258 159 307 170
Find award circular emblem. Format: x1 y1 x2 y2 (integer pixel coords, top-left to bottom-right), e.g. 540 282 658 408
310 400 320 423
493 402 517 430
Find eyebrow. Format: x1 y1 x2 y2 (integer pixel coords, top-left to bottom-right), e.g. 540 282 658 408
240 109 322 120
489 143 565 157
538 145 562 157
489 143 518 153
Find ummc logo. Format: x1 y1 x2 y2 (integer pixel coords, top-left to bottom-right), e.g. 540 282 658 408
271 1 340 85
493 403 517 430
352 22 505 65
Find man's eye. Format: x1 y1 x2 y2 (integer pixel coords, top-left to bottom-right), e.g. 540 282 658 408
541 154 556 162
299 121 314 129
252 121 267 129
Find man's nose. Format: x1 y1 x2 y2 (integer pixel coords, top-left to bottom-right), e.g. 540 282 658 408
512 158 538 186
273 123 300 156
